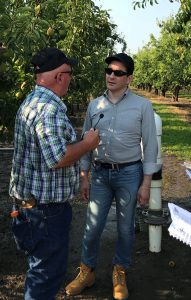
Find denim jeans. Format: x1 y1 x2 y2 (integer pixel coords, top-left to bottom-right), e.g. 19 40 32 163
81 162 143 270
12 202 72 300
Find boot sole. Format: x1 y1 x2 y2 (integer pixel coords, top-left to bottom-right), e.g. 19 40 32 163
113 295 128 300
113 298 128 300
65 283 95 296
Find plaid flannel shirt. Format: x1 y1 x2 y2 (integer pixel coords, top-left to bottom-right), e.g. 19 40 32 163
9 85 79 204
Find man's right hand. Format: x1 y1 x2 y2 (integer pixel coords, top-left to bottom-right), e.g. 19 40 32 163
54 129 99 169
83 128 100 151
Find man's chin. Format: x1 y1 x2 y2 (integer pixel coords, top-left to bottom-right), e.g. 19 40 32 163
107 83 116 89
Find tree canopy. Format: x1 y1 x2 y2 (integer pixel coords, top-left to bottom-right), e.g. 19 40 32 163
0 0 125 139
133 13 191 101
1 0 191 139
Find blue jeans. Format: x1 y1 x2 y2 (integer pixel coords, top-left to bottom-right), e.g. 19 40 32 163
81 162 143 270
12 202 72 300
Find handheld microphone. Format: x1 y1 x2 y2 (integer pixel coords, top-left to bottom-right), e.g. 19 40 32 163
94 113 104 129
81 113 104 140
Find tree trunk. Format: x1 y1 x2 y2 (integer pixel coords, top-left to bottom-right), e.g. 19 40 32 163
148 84 152 92
172 86 180 102
161 89 166 97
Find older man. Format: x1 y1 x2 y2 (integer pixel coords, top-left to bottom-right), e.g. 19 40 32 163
9 47 99 300
65 53 158 300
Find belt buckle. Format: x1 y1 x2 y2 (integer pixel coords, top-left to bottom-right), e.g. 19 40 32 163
111 163 119 170
12 197 36 208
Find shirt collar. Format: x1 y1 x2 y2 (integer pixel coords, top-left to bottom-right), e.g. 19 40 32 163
104 88 129 102
35 85 67 112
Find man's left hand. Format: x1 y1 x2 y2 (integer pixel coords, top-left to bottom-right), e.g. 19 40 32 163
137 185 150 207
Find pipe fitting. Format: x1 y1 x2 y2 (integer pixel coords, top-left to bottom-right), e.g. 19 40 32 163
142 208 170 226
152 168 162 180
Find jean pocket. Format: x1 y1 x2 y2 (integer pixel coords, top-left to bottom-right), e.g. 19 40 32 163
12 213 34 254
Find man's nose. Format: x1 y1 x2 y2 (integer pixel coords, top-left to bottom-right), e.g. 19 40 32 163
110 72 115 77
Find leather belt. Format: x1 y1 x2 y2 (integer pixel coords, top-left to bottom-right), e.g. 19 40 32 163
12 198 67 209
94 160 141 170
12 198 36 209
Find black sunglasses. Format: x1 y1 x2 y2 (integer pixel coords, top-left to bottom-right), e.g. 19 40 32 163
105 67 128 77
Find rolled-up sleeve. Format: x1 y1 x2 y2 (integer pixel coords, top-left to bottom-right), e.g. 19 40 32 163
35 112 68 169
141 102 158 175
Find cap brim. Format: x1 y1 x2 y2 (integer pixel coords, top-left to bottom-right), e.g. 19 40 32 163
105 56 122 64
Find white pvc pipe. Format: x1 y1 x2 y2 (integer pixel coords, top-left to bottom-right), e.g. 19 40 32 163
148 112 163 253
149 225 162 252
148 182 162 252
149 180 162 210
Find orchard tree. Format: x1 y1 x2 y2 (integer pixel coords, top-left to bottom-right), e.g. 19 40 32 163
163 0 191 50
158 17 191 101
134 15 191 101
133 46 153 91
55 0 125 104
0 0 125 98
0 0 125 139
133 37 161 94
133 0 177 9
132 0 191 100
0 46 19 135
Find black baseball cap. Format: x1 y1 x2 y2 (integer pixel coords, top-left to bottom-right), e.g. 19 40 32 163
31 47 77 74
105 53 134 75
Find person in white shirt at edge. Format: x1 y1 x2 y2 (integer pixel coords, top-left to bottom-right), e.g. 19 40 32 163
65 53 158 300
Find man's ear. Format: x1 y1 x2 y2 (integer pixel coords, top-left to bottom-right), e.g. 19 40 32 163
55 73 62 82
127 75 133 84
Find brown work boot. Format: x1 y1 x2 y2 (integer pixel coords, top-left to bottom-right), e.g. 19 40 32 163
112 264 128 300
65 263 95 296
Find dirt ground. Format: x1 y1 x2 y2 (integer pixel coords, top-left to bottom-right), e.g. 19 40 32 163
0 94 191 300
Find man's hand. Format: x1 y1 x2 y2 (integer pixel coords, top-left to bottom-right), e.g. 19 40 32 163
83 128 100 151
137 185 150 207
137 174 152 207
80 178 90 202
54 129 99 169
80 171 90 202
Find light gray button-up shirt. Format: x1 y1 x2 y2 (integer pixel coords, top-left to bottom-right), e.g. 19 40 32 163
81 89 158 175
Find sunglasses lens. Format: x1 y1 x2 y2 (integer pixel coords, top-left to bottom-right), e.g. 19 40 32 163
105 68 128 77
114 70 123 76
105 68 112 75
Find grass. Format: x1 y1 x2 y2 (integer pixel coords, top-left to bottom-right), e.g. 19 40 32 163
153 103 191 161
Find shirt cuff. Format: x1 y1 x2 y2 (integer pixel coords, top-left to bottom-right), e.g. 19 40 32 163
143 162 162 175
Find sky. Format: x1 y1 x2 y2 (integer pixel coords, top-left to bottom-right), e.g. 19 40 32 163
94 0 181 54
